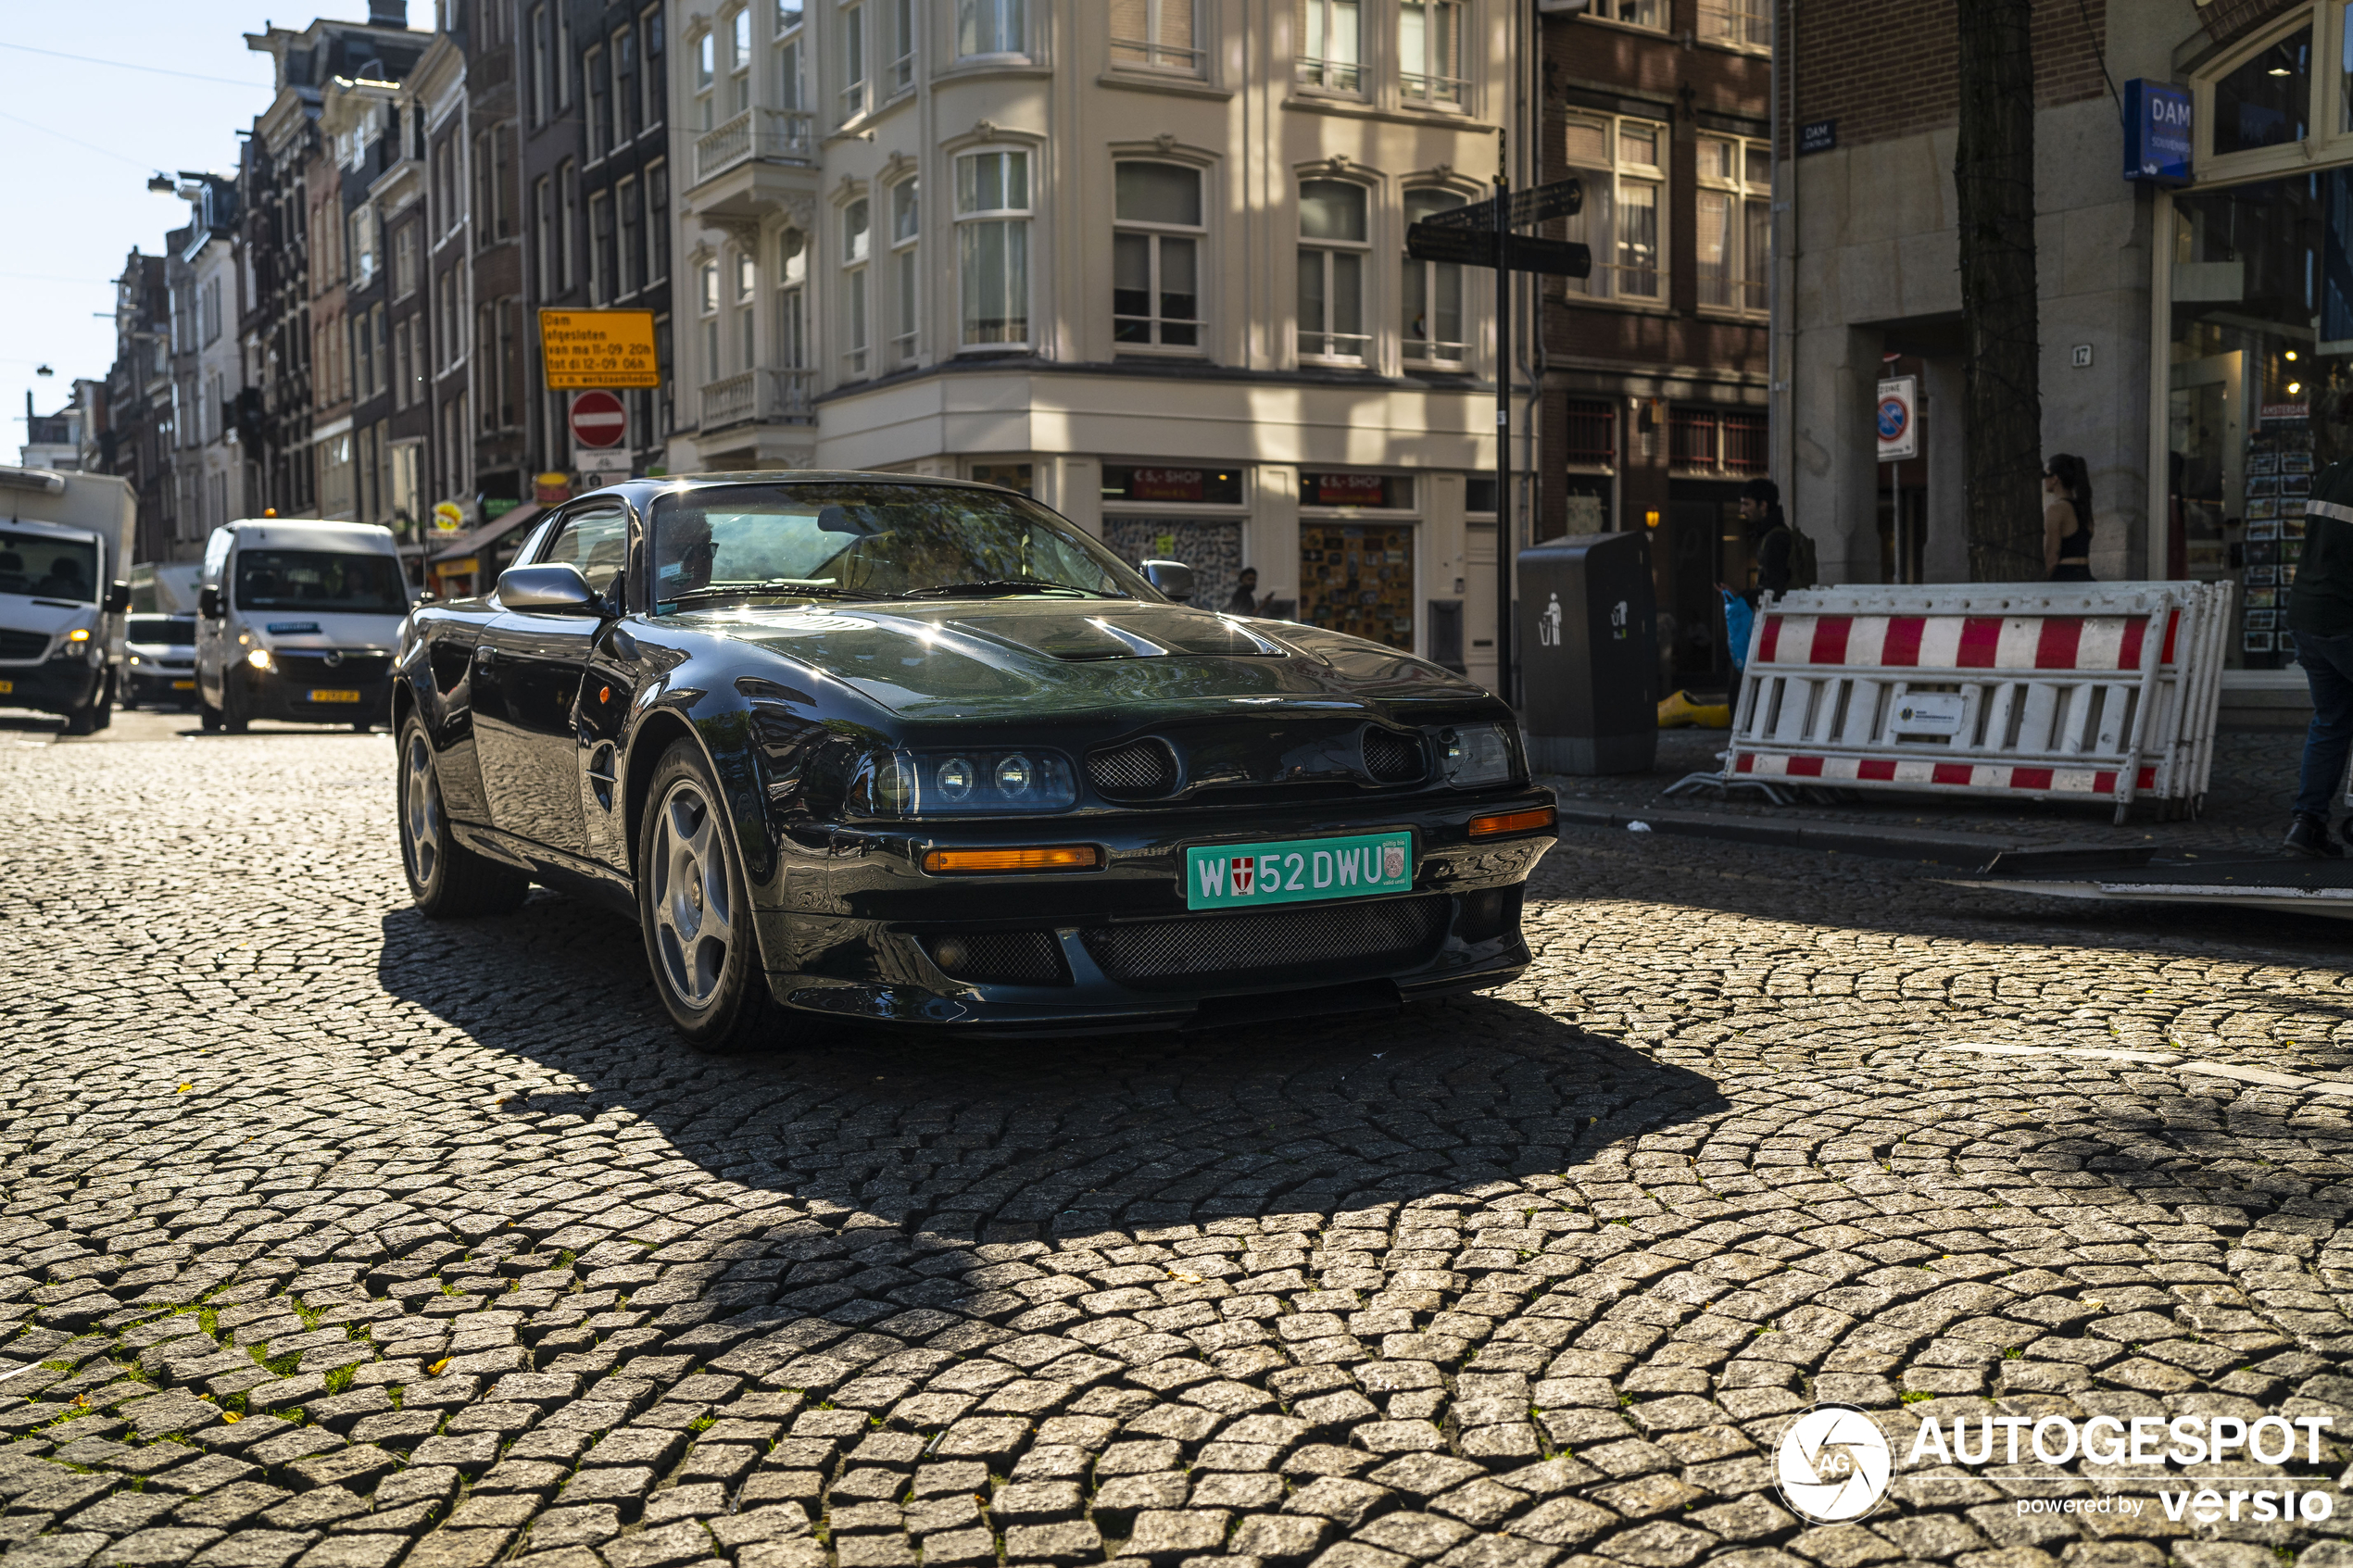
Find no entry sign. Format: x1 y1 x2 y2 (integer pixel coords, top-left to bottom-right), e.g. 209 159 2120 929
570 390 627 449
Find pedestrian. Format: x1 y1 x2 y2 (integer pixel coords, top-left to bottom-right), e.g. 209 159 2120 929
2044 454 2095 582
1226 567 1259 615
2284 401 2353 858
1738 478 1791 605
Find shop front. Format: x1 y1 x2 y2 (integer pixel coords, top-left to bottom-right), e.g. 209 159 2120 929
1099 463 1251 616
1297 471 1420 653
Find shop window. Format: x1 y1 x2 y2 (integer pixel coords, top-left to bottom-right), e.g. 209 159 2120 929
1300 470 1411 508
1102 464 1243 504
2214 25 2310 157
972 461 1034 494
1298 179 1369 360
1114 162 1204 349
1300 521 1416 650
1562 116 1664 302
1403 188 1467 365
1105 517 1245 613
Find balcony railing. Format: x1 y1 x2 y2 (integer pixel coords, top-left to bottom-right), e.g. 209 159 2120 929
699 368 815 431
693 108 817 184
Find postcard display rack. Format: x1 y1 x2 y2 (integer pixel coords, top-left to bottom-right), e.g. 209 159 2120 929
2241 408 2313 666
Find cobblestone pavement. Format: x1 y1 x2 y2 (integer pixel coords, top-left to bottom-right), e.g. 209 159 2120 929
6 733 2353 1568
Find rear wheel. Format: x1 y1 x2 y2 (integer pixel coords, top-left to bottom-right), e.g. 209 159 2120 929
398 715 529 917
636 739 781 1052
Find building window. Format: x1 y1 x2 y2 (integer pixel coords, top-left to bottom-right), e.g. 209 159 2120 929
648 160 670 282
698 258 721 385
777 1 804 30
1402 188 1466 364
1297 0 1360 93
1695 134 1770 312
1114 161 1202 349
777 229 808 367
618 175 642 297
618 26 642 141
1697 0 1768 46
1669 408 1767 472
728 7 752 115
841 3 870 123
558 160 578 291
776 8 805 109
587 44 610 157
348 204 378 286
1562 117 1664 301
695 28 716 130
956 150 1030 346
643 6 665 127
1399 1 1463 106
534 176 555 298
842 198 872 377
959 0 1026 57
2215 25 2310 155
532 3 552 122
890 180 920 368
884 0 916 94
1111 0 1202 73
589 190 612 304
735 247 758 372
1593 0 1663 27
393 224 418 299
1297 178 1368 361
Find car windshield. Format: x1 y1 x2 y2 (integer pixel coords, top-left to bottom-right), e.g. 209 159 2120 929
648 483 1156 611
0 531 98 603
129 616 195 646
234 549 409 614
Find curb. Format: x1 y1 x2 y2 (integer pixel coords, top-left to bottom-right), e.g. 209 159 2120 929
1552 801 2024 867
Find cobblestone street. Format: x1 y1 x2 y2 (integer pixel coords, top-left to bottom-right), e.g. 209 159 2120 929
6 727 2353 1568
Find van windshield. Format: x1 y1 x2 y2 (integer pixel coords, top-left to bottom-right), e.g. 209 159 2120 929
128 616 196 646
0 531 98 603
234 549 409 614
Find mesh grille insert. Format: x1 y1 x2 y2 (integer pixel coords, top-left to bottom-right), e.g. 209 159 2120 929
0 629 49 660
1083 894 1447 989
1362 727 1427 784
1087 737 1178 798
922 930 1070 986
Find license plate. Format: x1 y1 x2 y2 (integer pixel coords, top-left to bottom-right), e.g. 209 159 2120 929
172 680 195 690
1185 831 1414 911
308 688 362 703
0 680 11 695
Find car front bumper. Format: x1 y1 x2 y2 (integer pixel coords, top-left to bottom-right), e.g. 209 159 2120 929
237 668 392 724
0 660 104 716
752 788 1556 1034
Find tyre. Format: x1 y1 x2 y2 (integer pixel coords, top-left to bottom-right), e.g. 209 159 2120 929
352 719 371 733
397 714 529 917
94 676 114 730
221 671 249 734
636 738 779 1052
61 703 98 737
199 696 221 733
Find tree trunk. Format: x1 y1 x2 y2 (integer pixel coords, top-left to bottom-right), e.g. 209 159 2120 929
1955 0 2045 581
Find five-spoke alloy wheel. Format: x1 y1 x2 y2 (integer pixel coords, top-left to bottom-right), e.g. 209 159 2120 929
635 738 778 1051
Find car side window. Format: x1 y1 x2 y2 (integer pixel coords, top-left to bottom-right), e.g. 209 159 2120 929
539 508 632 600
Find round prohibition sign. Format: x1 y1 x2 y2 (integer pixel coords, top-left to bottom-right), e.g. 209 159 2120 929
1876 395 1910 445
570 390 628 449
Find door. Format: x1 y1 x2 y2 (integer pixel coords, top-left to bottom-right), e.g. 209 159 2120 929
475 505 631 857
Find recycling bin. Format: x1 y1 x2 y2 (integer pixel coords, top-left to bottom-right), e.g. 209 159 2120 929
1515 530 1657 774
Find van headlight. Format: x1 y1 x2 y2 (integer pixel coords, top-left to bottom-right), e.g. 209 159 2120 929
67 627 91 643
245 648 273 671
848 748 1077 817
1438 724 1517 788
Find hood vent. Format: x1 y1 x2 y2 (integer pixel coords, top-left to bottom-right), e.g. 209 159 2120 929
1087 737 1180 799
1361 726 1428 784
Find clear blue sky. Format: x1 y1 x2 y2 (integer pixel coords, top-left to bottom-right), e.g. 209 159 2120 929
0 3 376 458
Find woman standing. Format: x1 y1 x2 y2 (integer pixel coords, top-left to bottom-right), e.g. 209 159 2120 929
2044 454 2094 582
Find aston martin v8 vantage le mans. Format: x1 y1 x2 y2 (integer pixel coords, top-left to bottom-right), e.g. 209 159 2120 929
393 474 1556 1047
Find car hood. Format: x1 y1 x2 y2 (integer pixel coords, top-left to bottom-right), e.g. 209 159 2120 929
680 599 1494 721
0 593 100 639
246 610 408 651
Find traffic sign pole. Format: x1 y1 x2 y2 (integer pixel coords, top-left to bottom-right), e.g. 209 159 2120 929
1495 132 1512 713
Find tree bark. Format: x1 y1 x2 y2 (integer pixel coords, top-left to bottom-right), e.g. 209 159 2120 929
1955 0 2045 581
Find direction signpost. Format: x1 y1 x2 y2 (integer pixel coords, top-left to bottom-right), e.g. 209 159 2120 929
1404 167 1589 709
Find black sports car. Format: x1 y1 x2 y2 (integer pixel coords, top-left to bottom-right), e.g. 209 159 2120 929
393 473 1555 1047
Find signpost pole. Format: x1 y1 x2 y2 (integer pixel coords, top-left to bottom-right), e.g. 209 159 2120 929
1495 131 1513 712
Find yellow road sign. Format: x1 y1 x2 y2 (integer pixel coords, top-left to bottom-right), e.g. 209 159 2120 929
539 308 660 389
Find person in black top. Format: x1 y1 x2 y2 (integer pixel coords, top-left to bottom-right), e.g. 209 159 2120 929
2044 454 2094 582
2285 414 2353 857
1740 478 1790 605
1226 567 1259 615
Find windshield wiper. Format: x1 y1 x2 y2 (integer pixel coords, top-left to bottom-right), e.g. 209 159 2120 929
661 581 883 607
894 578 1122 600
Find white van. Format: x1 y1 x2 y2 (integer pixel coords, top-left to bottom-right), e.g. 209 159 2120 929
195 520 410 734
0 465 135 734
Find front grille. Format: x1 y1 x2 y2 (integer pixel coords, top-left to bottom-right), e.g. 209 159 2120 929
1362 726 1428 784
921 930 1070 986
1083 895 1448 989
1088 737 1179 799
0 629 48 660
273 652 392 683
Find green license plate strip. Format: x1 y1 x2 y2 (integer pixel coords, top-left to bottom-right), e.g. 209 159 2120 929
1184 831 1413 910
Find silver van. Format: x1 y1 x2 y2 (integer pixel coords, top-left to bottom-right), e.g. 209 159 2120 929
195 520 410 734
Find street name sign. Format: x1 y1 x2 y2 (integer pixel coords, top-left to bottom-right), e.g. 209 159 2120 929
1406 224 1592 278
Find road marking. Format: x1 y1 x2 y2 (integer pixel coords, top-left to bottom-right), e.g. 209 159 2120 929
1942 1041 2353 1096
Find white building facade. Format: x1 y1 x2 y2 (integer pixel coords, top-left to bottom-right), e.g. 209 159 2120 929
666 0 1522 679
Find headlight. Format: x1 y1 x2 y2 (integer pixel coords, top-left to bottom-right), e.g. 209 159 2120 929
245 648 273 671
1439 724 1516 788
849 748 1077 817
128 654 143 666
67 627 91 643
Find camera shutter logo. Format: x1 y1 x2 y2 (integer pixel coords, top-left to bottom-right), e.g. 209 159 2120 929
1777 1406 1893 1523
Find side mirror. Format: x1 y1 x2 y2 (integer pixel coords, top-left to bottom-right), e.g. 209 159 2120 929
1141 558 1195 604
104 582 132 614
197 585 222 620
497 562 604 615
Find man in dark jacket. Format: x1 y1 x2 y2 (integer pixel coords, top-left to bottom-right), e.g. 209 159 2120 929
2287 445 2353 856
1741 478 1792 604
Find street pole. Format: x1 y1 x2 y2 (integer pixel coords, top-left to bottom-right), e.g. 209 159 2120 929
1495 130 1513 711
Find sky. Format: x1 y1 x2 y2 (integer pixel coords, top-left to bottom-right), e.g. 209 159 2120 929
0 1 377 462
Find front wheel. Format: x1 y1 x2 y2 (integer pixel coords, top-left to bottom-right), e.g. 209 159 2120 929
61 681 108 736
221 671 249 734
199 695 221 733
636 739 780 1052
398 715 529 917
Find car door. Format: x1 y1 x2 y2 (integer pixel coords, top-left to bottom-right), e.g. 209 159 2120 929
475 504 631 858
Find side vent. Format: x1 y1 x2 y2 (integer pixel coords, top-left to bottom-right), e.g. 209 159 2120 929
1361 726 1428 784
1087 737 1180 799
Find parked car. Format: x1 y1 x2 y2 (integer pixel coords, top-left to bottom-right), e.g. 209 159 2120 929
125 614 198 708
195 519 409 734
392 473 1555 1048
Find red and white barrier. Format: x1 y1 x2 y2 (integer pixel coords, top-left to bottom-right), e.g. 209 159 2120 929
1671 583 2233 822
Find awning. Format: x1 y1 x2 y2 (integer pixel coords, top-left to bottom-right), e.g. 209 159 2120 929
429 501 546 564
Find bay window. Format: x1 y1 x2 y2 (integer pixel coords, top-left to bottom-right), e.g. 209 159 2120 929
844 197 872 377
957 150 1031 346
1111 0 1202 73
959 0 1026 57
890 180 920 367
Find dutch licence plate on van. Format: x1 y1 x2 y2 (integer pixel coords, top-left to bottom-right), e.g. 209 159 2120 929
1184 832 1414 911
0 681 12 695
308 688 362 703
